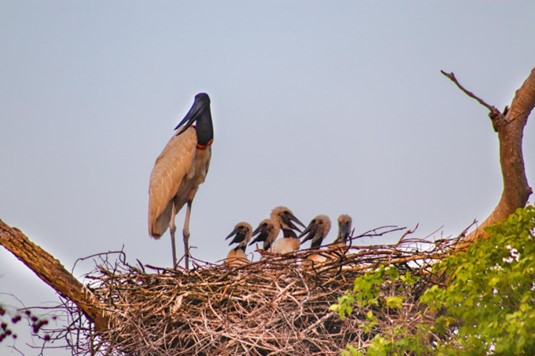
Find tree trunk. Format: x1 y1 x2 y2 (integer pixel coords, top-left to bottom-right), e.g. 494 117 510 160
449 67 535 248
0 219 109 331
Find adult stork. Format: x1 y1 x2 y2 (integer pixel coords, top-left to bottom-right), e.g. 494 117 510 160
148 93 213 269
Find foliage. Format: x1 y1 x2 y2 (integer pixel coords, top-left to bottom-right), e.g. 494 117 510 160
424 205 535 354
331 265 428 355
332 205 535 355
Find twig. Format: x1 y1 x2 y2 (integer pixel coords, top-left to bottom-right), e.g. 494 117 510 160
440 70 506 130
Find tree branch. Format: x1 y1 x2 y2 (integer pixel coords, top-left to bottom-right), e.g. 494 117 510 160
0 219 109 331
442 68 535 249
440 70 504 121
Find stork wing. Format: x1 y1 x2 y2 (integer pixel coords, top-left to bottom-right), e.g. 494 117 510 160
148 128 197 238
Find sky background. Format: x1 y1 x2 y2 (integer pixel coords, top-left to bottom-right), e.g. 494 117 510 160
1 1 535 354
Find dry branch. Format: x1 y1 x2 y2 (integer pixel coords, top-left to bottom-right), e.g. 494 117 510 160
0 219 109 331
440 70 503 123
442 67 534 248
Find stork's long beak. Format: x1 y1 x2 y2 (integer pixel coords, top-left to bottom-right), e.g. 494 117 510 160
299 221 318 244
249 225 267 245
225 227 238 241
283 212 306 232
225 227 246 245
174 97 205 135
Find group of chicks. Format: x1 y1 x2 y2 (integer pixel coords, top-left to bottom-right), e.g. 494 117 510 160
224 206 353 266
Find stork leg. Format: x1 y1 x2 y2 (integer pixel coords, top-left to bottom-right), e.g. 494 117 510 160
183 200 192 270
169 202 178 269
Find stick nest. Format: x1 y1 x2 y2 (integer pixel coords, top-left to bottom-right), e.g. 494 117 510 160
67 226 461 355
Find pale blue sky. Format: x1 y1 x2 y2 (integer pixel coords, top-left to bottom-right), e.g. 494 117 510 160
1 1 534 354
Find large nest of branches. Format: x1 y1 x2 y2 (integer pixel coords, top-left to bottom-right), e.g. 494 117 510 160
63 226 462 355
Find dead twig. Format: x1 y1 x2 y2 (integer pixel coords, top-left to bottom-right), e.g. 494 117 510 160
440 70 506 125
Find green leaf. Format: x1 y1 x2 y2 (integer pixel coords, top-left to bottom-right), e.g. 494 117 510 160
385 296 403 310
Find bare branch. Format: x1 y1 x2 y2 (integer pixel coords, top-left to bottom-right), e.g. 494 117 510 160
440 70 504 121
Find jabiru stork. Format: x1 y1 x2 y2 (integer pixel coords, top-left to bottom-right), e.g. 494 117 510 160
225 222 252 266
332 214 352 248
300 215 332 249
268 206 305 254
249 218 280 251
300 214 331 263
148 93 213 269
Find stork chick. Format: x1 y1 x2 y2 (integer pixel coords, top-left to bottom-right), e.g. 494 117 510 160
269 206 306 254
249 218 280 251
332 214 353 248
300 215 331 263
301 215 332 249
225 222 253 266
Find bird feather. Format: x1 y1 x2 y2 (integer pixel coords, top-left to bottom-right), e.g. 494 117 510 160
148 128 197 238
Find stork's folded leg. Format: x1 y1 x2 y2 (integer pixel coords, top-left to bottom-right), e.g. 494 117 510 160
183 200 192 270
169 202 177 269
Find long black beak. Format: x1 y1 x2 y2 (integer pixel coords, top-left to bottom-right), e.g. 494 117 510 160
226 227 246 245
299 221 318 244
249 225 267 245
174 95 207 136
283 212 306 232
